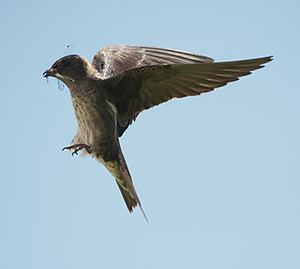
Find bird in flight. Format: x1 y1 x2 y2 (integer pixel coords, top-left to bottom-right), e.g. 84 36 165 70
43 45 272 219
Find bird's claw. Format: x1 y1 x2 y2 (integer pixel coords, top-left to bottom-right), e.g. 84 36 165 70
62 143 91 155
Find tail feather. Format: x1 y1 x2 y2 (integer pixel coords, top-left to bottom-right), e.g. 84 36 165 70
102 145 148 222
116 180 138 212
117 182 147 222
117 149 149 223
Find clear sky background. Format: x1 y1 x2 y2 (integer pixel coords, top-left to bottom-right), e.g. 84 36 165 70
1 0 299 268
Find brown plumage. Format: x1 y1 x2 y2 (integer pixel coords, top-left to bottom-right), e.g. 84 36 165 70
43 45 272 219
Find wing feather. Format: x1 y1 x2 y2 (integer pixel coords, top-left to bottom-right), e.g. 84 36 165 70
92 45 214 79
105 56 272 128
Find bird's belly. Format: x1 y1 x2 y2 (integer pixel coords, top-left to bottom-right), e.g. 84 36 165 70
74 102 119 161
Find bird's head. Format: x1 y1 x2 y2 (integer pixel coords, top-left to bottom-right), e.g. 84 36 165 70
43 55 98 86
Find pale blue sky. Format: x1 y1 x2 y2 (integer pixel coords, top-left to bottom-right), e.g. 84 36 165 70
1 0 299 268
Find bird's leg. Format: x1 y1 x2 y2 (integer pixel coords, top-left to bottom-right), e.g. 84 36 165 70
62 143 91 155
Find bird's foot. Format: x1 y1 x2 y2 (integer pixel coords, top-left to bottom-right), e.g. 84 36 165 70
62 143 91 156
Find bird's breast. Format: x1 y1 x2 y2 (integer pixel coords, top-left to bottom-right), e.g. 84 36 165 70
71 96 119 160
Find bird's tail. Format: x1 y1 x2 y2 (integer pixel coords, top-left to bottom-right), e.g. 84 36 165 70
103 147 148 222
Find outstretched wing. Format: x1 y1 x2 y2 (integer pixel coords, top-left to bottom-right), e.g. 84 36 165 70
92 45 214 79
93 45 215 135
104 56 272 133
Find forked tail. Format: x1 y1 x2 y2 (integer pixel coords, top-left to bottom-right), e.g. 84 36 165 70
102 147 148 223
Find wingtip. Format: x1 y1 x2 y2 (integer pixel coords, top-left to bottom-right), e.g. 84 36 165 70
265 55 274 62
257 55 273 69
259 55 274 65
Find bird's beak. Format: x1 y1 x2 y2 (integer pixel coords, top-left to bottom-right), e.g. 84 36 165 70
42 68 74 82
43 68 55 78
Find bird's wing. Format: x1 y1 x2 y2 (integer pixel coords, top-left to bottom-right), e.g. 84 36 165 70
92 45 214 79
104 56 272 134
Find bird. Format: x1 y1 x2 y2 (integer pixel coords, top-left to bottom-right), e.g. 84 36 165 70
43 45 272 219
